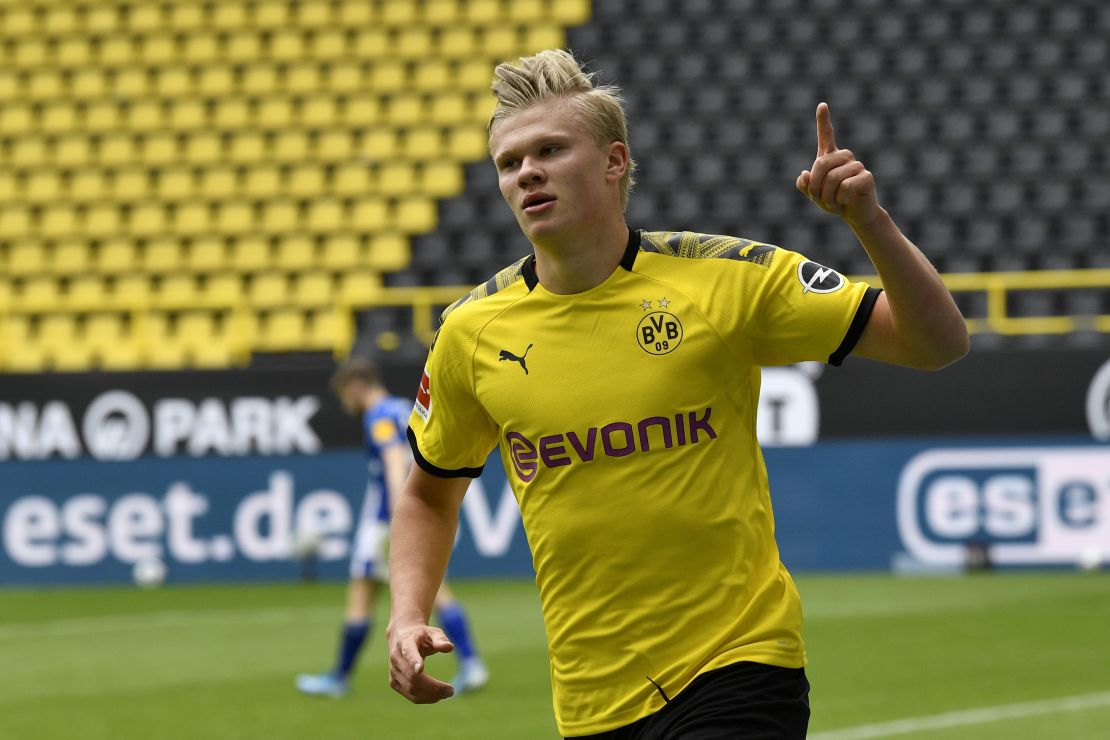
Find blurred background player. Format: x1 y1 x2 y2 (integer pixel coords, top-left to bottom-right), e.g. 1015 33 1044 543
295 357 488 698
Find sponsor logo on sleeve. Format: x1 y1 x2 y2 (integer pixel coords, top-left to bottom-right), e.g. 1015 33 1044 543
797 261 845 294
414 368 431 421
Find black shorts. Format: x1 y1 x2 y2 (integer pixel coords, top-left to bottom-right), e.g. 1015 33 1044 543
567 661 810 740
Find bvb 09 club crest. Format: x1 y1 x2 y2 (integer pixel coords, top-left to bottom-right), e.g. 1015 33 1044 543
636 298 683 355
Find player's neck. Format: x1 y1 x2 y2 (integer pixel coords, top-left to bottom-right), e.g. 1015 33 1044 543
532 220 630 295
363 386 387 410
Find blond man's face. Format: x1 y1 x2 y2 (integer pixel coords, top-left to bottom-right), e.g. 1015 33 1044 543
489 99 626 244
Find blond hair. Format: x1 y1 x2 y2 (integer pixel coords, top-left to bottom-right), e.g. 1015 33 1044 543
489 49 636 210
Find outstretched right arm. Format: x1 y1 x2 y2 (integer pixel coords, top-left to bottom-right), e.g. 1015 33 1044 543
387 465 470 703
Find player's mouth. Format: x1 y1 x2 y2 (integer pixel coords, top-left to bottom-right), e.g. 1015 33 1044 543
522 192 556 215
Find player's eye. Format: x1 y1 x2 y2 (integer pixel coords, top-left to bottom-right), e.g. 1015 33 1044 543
498 158 518 171
540 144 560 156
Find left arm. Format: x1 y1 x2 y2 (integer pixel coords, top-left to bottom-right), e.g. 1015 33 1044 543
381 444 411 514
797 102 969 370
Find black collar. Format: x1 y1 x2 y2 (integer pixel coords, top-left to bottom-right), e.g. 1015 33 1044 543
522 228 640 292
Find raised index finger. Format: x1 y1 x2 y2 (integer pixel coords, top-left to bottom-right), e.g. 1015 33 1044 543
816 102 837 156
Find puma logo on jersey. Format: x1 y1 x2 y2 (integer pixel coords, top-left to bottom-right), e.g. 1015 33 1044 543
499 344 533 374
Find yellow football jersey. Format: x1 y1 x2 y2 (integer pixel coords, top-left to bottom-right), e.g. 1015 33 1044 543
408 229 879 736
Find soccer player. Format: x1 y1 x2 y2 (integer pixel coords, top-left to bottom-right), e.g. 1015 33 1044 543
295 357 488 698
388 50 968 738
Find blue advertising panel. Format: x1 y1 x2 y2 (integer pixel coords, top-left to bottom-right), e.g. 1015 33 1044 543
2 437 1106 585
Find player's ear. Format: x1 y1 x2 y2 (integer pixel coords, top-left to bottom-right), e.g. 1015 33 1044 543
605 141 629 182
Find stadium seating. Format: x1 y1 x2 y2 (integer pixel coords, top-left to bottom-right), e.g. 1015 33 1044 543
0 0 582 371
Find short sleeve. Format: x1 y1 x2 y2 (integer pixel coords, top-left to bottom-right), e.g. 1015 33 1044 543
407 323 500 478
745 248 881 367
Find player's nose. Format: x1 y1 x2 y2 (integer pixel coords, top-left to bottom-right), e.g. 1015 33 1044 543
517 156 544 186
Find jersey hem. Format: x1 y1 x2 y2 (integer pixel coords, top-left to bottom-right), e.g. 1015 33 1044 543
554 651 806 737
828 285 882 366
405 426 484 479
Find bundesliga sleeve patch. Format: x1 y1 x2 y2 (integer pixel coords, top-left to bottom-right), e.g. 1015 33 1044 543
797 260 845 294
414 367 431 421
372 418 398 445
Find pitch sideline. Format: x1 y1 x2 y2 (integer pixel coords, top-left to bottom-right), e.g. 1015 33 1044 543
810 690 1110 739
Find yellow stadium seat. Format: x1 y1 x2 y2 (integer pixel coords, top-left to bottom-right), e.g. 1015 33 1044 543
128 5 163 33
1 316 43 372
104 39 140 71
305 199 343 233
51 341 94 373
397 29 433 59
114 273 152 308
230 236 271 272
243 65 279 96
379 162 418 196
12 137 46 168
129 101 163 133
67 274 105 311
85 101 120 133
143 238 183 273
429 93 468 125
455 59 493 90
288 164 326 198
254 0 291 29
160 274 199 308
52 239 92 276
140 33 178 66
393 198 436 234
70 169 108 202
447 127 489 160
0 277 9 311
21 276 62 311
439 27 477 59
424 0 462 24
0 104 32 134
185 132 223 164
143 133 178 166
386 95 427 126
174 201 212 236
257 98 292 130
412 61 450 93
328 62 362 94
217 200 254 235
0 172 13 202
144 315 187 369
295 271 333 306
244 166 281 199
405 127 448 160
217 99 251 129
14 39 47 69
188 237 227 272
84 204 121 237
169 99 206 131
130 202 167 237
321 234 361 270
3 8 35 36
41 101 76 134
272 32 309 64
159 68 193 100
5 342 49 373
55 135 93 167
38 310 81 361
465 0 506 24
353 29 390 59
367 233 411 271
260 199 298 233
258 309 306 352
113 169 149 201
41 204 79 238
0 206 31 238
250 272 288 308
182 31 220 64
29 70 65 102
346 98 380 126
96 239 136 273
339 271 380 306
70 68 106 100
199 168 237 199
302 95 337 128
26 172 62 204
215 5 250 32
350 198 388 230
276 234 316 270
0 71 15 102
8 241 45 276
422 161 464 198
381 1 419 26
550 0 591 23
468 93 497 124
286 63 321 94
86 5 123 33
482 27 519 59
198 65 233 95
509 0 546 22
157 167 195 200
192 336 235 368
206 273 242 304
299 0 333 28
229 132 266 164
86 313 126 355
317 130 353 160
177 311 215 343
99 134 136 167
306 307 350 352
273 131 310 162
524 25 566 52
311 30 346 62
336 0 374 26
334 163 372 197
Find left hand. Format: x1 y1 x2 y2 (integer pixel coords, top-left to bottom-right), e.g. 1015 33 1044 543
796 102 880 228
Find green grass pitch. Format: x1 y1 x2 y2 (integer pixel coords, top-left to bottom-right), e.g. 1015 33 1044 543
2 573 1109 739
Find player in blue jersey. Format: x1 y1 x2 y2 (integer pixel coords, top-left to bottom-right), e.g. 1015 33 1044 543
296 357 488 698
